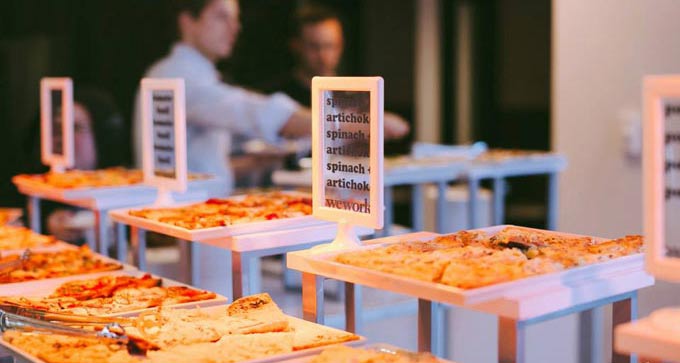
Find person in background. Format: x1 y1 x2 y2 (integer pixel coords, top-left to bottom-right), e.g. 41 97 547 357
267 4 344 107
24 86 126 243
134 0 409 195
267 3 409 132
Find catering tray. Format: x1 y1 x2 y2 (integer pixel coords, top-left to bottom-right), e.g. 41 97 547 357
287 225 653 320
274 343 456 363
110 191 333 242
0 269 228 317
12 173 222 208
0 304 365 363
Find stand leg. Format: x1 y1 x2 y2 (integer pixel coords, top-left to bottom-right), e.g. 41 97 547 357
412 184 425 231
498 317 525 363
547 172 559 230
344 283 362 333
178 240 199 286
493 177 506 225
382 186 394 236
612 293 638 363
435 182 447 233
130 226 147 271
27 196 41 233
232 251 248 300
248 257 261 295
94 210 109 255
417 299 433 353
433 303 448 358
579 307 604 363
115 223 127 263
302 273 325 324
467 178 480 228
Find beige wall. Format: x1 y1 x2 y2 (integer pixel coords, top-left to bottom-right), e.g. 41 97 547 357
554 0 680 361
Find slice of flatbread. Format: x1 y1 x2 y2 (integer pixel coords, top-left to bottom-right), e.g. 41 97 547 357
125 307 281 349
287 318 359 351
226 293 289 332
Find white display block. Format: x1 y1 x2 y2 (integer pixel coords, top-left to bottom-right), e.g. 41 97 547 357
287 225 653 320
140 78 188 199
312 77 384 231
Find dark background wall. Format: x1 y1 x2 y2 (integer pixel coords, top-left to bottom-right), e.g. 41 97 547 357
0 0 551 228
0 0 415 207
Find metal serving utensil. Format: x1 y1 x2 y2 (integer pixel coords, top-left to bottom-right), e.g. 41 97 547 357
0 249 31 274
0 303 133 327
0 309 152 355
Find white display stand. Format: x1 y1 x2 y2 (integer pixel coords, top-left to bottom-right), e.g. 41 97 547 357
12 174 222 258
109 192 373 301
287 225 653 362
273 151 566 234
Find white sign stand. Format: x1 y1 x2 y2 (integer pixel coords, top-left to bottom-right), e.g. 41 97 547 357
140 78 188 206
311 77 384 251
615 75 680 361
40 78 74 173
643 75 680 281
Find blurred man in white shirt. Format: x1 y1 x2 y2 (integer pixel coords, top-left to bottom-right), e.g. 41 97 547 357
134 0 408 195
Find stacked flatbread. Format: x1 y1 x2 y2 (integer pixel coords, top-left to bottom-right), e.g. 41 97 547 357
3 293 359 363
334 227 644 289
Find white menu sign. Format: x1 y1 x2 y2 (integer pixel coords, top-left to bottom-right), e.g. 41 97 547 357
312 77 384 235
40 77 74 172
644 75 680 281
141 78 187 196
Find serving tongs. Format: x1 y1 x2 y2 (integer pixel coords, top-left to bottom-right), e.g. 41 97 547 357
0 250 31 274
0 309 153 355
0 303 133 327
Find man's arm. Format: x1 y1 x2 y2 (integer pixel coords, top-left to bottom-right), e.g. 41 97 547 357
384 111 410 140
279 107 312 138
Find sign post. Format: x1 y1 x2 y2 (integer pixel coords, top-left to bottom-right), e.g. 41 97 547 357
141 78 187 206
311 77 384 251
644 75 680 281
40 78 74 173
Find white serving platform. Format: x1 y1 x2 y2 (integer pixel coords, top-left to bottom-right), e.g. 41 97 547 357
273 160 466 236
287 225 653 363
273 151 567 234
13 174 223 258
109 194 373 300
1 268 228 316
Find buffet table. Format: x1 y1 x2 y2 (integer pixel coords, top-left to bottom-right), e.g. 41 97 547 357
287 226 653 363
13 174 222 257
109 192 372 300
273 151 567 233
